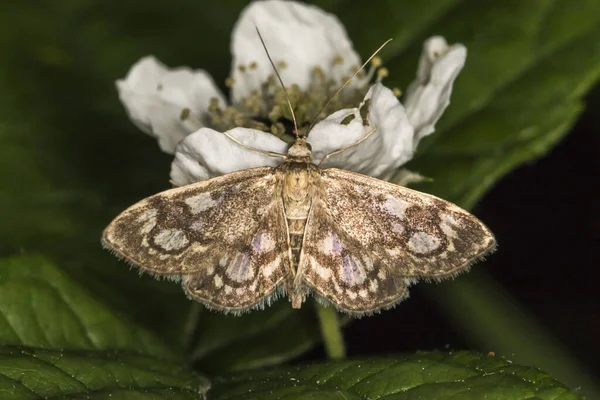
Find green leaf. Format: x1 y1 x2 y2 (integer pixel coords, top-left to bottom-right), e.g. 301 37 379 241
211 351 582 400
0 255 174 361
0 346 208 400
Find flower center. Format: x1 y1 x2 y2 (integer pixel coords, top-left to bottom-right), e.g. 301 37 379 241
207 55 397 142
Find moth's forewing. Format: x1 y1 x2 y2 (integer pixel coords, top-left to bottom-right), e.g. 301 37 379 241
296 168 495 315
102 167 292 313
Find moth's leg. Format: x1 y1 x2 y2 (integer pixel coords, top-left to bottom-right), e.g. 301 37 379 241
318 125 378 167
221 130 287 159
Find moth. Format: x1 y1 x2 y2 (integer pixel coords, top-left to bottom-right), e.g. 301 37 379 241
102 35 496 316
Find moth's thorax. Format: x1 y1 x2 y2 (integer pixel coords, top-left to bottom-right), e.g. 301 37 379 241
279 162 319 220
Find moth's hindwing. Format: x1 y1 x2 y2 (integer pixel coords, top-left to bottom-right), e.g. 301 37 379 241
297 168 496 315
102 167 292 312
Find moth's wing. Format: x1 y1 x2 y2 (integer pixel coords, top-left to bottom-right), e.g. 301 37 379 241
297 168 495 315
297 200 410 315
102 167 292 312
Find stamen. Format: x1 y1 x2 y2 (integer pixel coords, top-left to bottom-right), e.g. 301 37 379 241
392 87 402 97
376 67 389 82
225 77 235 87
180 108 190 121
249 61 258 70
237 64 247 73
332 54 344 65
208 97 220 113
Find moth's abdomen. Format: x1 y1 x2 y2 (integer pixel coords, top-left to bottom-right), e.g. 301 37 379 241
287 218 307 270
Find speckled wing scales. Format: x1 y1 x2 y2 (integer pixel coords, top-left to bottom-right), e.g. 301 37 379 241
296 201 410 315
102 167 292 313
297 168 495 315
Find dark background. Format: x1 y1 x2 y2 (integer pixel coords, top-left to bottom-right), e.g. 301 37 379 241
343 84 599 377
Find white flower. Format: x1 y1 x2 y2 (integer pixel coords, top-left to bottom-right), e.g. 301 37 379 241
116 0 466 185
116 56 226 154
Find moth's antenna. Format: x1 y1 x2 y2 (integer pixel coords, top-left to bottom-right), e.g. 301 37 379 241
255 27 299 138
306 38 393 134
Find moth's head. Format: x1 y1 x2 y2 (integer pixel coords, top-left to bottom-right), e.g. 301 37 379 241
287 138 312 160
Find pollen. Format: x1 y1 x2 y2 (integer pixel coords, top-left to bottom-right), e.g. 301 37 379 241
376 67 389 82
179 108 190 121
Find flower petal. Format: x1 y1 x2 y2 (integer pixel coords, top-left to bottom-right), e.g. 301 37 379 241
309 83 414 179
230 0 364 103
403 36 467 145
116 56 226 154
170 127 288 186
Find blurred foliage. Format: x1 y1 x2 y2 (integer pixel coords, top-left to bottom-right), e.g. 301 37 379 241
0 0 598 398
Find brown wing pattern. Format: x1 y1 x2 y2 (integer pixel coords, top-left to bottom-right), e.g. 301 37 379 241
102 167 292 312
297 168 495 314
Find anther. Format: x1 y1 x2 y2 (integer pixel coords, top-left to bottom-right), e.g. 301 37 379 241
180 108 190 121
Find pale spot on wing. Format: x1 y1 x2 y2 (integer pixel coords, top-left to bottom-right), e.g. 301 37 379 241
185 192 217 214
358 289 368 298
154 229 189 251
219 255 228 267
214 275 223 288
189 219 204 231
363 255 374 271
382 195 411 220
346 290 358 300
341 254 367 286
139 209 157 234
391 221 404 233
225 252 254 282
385 247 402 257
206 264 215 276
332 279 343 293
321 232 343 256
262 255 281 277
310 256 331 280
440 213 459 239
377 270 386 280
369 279 379 293
224 285 233 294
252 232 276 253
408 231 441 254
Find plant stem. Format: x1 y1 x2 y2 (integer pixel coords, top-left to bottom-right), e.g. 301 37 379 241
182 302 202 350
315 302 346 359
